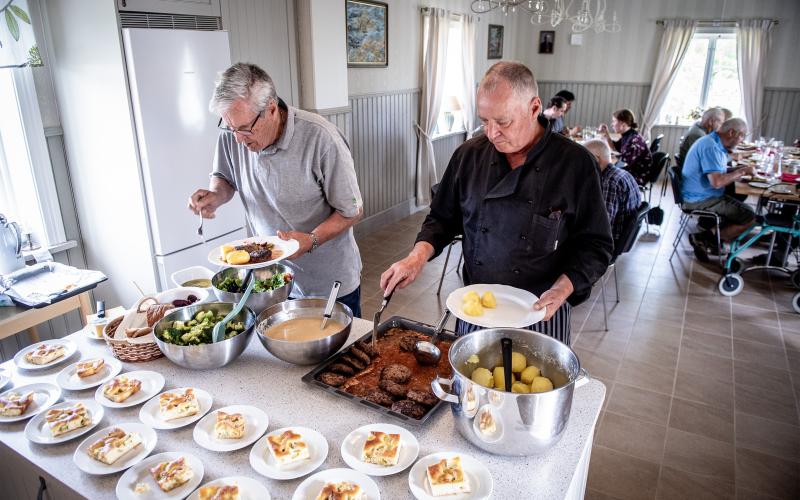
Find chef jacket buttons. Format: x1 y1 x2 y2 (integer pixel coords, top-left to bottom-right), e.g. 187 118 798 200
535 167 540 172
513 268 521 274
520 234 527 240
480 227 488 233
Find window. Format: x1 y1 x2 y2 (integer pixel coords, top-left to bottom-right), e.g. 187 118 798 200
434 18 465 137
658 30 743 126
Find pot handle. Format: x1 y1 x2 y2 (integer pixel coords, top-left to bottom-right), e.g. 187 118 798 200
431 376 459 404
575 367 591 389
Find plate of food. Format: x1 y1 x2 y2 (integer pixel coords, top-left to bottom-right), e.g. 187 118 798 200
446 284 546 329
187 476 271 500
24 400 104 444
139 387 212 430
13 338 77 371
749 181 776 189
193 405 269 452
56 357 123 391
208 236 299 269
340 423 419 476
74 422 158 475
116 452 204 500
408 452 493 500
249 426 328 480
770 183 795 194
94 371 165 409
0 383 61 423
292 468 380 500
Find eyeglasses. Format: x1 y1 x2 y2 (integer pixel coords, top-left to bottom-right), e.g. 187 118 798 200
217 109 264 136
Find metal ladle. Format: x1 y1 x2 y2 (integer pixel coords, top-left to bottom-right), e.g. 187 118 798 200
413 310 451 365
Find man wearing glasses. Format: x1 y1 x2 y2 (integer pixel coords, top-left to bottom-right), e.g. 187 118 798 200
189 63 364 316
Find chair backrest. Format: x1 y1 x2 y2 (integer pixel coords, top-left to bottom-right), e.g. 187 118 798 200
613 201 650 259
667 165 684 205
645 152 670 185
650 134 664 153
674 153 683 168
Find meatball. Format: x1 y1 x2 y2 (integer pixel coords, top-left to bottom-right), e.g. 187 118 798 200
391 399 427 419
378 378 408 399
381 364 412 384
365 389 394 407
340 354 367 371
407 389 438 407
329 363 355 376
318 372 346 387
348 345 372 366
356 340 377 358
399 335 421 352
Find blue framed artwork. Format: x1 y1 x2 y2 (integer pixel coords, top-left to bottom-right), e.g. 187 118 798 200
346 0 388 67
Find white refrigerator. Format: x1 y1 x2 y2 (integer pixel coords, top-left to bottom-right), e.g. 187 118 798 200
122 28 246 290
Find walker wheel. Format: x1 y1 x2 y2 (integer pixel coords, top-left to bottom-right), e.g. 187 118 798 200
718 273 744 296
791 270 800 290
793 292 800 314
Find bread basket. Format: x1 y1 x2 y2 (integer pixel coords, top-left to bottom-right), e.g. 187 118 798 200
103 297 164 362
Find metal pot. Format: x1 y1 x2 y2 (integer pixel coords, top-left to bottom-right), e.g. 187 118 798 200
431 328 588 455
211 264 293 315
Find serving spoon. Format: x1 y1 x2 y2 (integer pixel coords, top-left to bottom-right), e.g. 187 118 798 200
212 271 255 343
413 310 451 365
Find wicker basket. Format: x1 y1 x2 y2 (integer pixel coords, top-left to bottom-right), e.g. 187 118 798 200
103 315 164 362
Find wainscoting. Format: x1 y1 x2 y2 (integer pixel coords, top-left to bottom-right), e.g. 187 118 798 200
763 87 800 143
432 132 467 181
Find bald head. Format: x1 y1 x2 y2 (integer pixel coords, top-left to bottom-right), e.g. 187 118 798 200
584 139 612 169
718 118 748 149
479 61 538 102
700 108 725 132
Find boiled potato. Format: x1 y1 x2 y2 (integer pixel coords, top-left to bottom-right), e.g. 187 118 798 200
511 382 530 393
462 300 484 317
492 366 515 391
530 376 554 393
471 367 494 388
225 249 251 265
520 365 541 384
467 354 480 364
462 291 480 303
221 244 236 257
511 352 527 373
481 291 497 308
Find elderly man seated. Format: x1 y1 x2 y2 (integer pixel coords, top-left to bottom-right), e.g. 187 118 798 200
681 118 755 261
584 139 642 245
678 107 725 166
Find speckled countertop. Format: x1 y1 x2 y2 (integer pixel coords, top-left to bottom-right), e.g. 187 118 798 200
0 318 605 499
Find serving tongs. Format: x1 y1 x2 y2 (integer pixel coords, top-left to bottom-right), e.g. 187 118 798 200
413 310 451 365
371 289 395 353
212 270 254 343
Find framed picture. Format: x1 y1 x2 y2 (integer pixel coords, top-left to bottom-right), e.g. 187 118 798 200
539 30 555 54
487 24 504 59
346 0 388 67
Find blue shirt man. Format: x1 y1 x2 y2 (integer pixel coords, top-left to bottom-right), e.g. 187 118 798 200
681 131 728 203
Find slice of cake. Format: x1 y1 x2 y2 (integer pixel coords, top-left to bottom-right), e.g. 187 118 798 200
76 358 105 378
158 388 200 420
198 484 240 500
46 403 91 436
0 391 34 417
214 411 245 439
267 429 310 466
361 431 401 466
87 427 143 465
150 456 193 492
478 409 496 435
25 344 66 365
315 481 364 500
426 456 471 497
103 376 142 403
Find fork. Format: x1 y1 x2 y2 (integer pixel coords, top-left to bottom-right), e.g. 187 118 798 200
196 210 205 242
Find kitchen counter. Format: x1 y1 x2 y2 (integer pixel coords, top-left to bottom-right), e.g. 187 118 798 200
0 318 605 499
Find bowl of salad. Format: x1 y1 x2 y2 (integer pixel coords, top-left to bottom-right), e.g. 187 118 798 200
211 264 294 315
153 302 256 369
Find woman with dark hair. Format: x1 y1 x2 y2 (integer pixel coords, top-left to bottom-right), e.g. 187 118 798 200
599 109 652 185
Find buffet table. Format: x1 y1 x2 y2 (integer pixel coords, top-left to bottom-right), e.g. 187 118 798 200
0 318 605 499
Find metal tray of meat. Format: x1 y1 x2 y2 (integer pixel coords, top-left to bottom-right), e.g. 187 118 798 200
301 315 457 426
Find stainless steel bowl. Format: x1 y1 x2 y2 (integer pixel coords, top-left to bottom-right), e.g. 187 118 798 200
255 298 352 365
153 302 256 369
211 264 294 315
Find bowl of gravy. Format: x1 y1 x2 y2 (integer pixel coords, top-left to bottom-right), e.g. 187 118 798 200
255 298 353 365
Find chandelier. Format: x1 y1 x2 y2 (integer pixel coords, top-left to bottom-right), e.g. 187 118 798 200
470 0 622 33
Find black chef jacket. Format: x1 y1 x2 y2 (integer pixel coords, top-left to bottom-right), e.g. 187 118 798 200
416 115 613 306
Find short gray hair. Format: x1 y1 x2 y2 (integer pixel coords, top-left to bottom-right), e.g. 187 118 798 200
209 63 277 115
583 139 612 164
479 61 538 101
701 107 724 124
719 117 747 134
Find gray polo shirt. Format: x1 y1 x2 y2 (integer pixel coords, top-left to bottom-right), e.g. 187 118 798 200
212 105 363 297
678 122 707 164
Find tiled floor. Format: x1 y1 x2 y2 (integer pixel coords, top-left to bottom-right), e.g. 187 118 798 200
355 187 800 499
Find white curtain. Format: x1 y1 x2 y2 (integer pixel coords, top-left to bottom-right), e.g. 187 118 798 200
0 0 38 68
416 8 449 205
737 19 775 139
641 19 697 140
457 14 477 139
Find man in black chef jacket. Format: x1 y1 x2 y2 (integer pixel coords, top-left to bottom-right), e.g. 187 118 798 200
381 62 612 344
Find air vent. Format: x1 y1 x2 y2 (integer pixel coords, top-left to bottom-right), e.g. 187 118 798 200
119 11 222 31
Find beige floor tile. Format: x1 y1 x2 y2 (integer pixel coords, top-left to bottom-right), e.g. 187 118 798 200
678 349 733 384
683 310 732 336
668 397 734 443
656 466 735 500
616 358 676 395
731 305 780 329
606 383 672 426
630 319 684 347
586 489 625 500
662 428 735 481
574 348 622 381
735 448 800 499
783 331 800 352
637 303 684 326
674 370 734 412
732 320 784 347
681 328 733 358
587 446 660 500
734 489 785 500
595 412 667 463
734 383 799 425
733 359 796 400
778 312 800 333
735 412 800 461
685 297 731 319
732 339 789 370
787 348 800 374
732 291 778 312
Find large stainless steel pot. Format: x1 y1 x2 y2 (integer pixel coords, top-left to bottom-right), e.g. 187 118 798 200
431 328 588 455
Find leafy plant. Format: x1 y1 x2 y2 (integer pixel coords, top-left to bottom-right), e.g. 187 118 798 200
1 0 31 48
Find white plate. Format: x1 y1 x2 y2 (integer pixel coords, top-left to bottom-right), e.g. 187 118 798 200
446 284 546 328
139 387 212 430
187 476 271 500
193 405 269 452
749 181 774 189
94 371 165 409
116 451 204 500
292 468 380 500
249 426 328 480
24 399 104 444
207 236 299 269
771 183 795 194
73 423 158 475
82 324 107 341
340 423 419 476
0 383 61 423
14 338 77 371
56 357 122 391
0 370 10 392
408 452 493 500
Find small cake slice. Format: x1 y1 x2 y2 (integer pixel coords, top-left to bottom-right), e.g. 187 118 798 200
46 403 91 436
87 427 143 465
315 481 364 500
478 409 496 434
267 429 310 466
426 456 471 497
150 456 193 492
214 411 245 439
0 391 34 417
158 388 199 420
198 484 240 500
76 358 105 378
103 375 142 403
361 430 401 466
25 344 66 365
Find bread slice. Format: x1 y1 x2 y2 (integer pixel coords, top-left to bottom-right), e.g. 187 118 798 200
158 388 199 421
315 481 364 500
24 344 66 365
214 411 245 439
103 376 142 403
76 358 105 378
361 431 401 466
0 391 34 417
426 456 471 497
149 456 193 492
46 403 91 436
87 427 143 465
198 484 240 500
267 429 310 466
